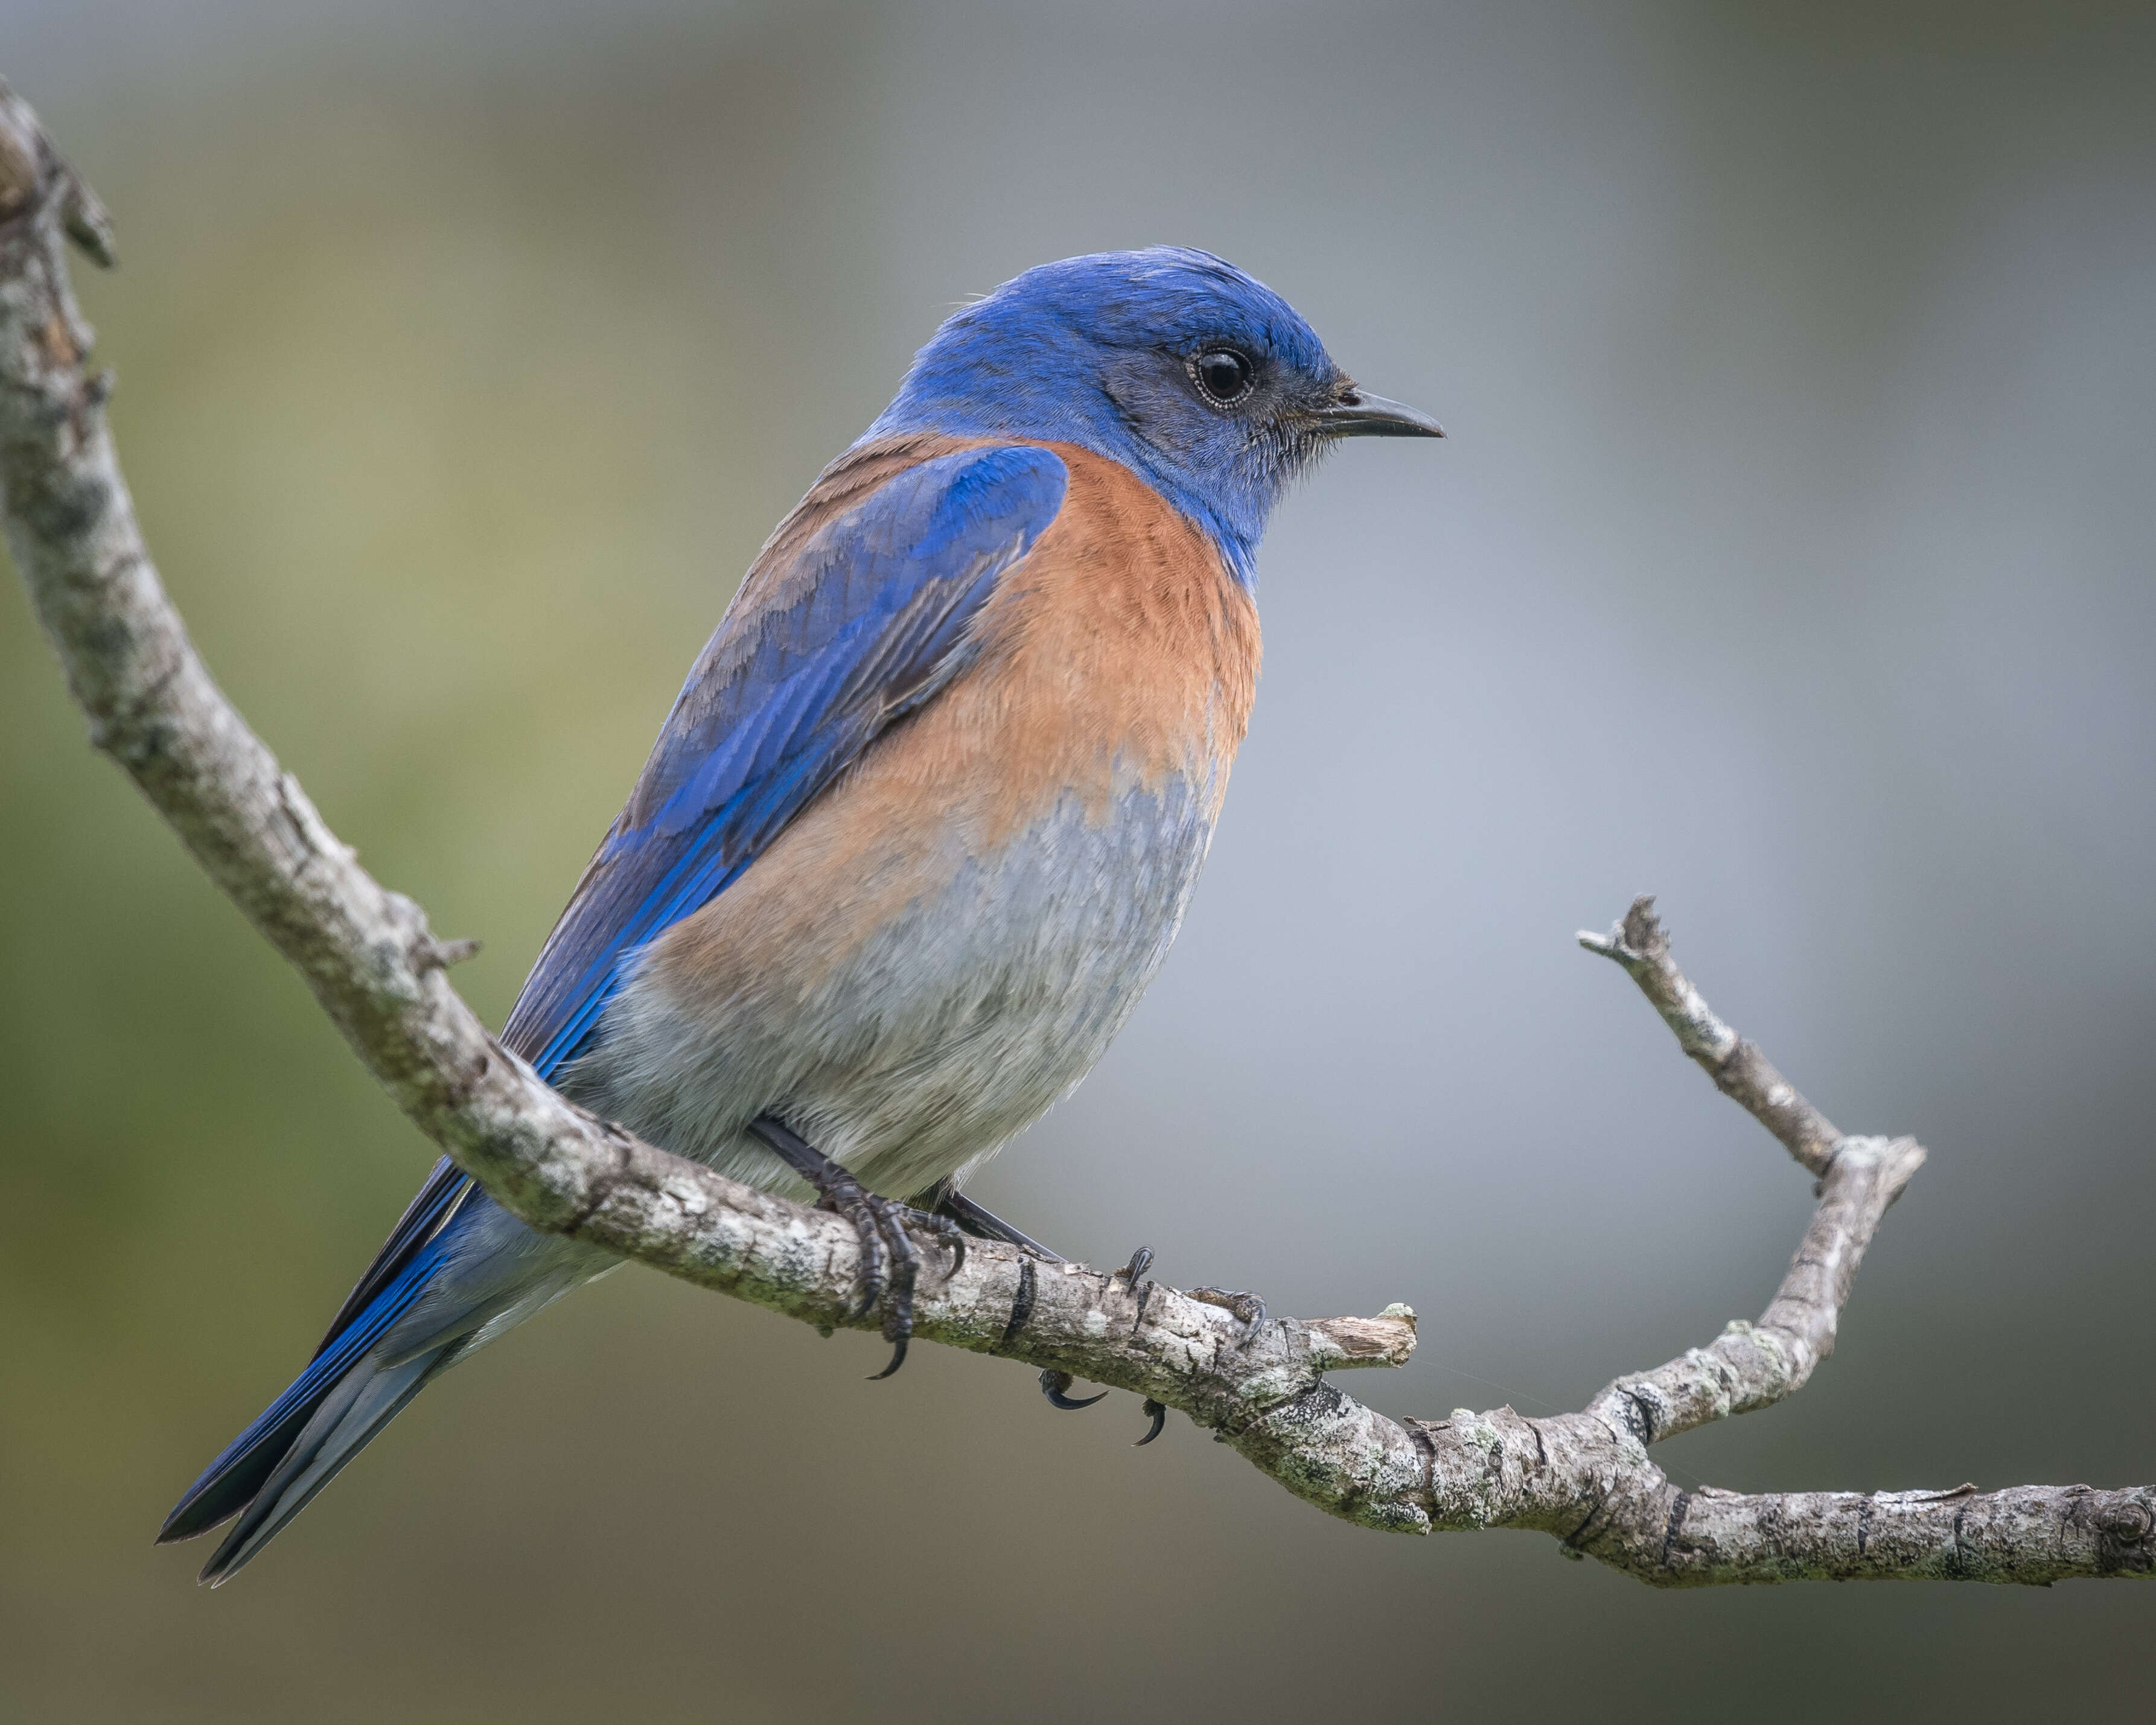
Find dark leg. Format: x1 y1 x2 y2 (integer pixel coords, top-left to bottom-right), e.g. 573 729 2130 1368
923 1179 1068 1263
749 1116 962 1379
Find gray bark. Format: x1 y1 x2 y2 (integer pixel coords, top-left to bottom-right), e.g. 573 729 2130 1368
1 82 2146 1586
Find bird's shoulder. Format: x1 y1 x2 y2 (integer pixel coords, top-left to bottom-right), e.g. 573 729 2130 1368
717 432 1000 639
637 441 1263 1015
701 432 1261 782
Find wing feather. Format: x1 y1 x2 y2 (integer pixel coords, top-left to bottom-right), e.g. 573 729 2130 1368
319 443 1065 1342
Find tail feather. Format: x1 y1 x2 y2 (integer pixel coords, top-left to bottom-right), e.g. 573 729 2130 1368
156 1388 328 1547
162 1191 597 1581
195 1347 450 1586
158 1253 438 1546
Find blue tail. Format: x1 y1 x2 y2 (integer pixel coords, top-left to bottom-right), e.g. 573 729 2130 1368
158 1157 570 1585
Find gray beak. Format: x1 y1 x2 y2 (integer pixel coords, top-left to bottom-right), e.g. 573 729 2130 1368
1315 387 1446 439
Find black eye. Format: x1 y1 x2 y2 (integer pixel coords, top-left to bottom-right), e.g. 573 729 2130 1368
1190 348 1254 406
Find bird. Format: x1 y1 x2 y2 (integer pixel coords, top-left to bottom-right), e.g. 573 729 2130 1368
158 246 1443 1583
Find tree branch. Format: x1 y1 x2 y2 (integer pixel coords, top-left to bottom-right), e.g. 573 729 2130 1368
2 83 2146 1584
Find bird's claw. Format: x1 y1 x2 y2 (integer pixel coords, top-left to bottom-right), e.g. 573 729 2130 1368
1039 1369 1108 1411
808 1178 964 1379
910 1207 968 1282
810 1180 888 1322
1033 1250 1171 1438
1187 1286 1268 1347
1116 1243 1159 1334
809 1179 911 1373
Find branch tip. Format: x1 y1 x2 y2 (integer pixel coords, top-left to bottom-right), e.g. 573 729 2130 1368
419 935 484 970
0 81 116 267
63 180 118 269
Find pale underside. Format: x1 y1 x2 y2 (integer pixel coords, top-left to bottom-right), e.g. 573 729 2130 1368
410 764 1223 1362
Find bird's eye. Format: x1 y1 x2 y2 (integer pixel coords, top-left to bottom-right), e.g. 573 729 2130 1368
1190 348 1254 406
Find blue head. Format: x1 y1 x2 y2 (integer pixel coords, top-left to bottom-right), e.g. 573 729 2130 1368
863 247 1441 585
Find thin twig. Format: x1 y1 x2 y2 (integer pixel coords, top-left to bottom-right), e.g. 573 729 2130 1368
1579 895 1841 1176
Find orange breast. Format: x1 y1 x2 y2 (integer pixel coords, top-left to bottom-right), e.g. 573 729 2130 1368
870 441 1260 843
648 439 1260 1001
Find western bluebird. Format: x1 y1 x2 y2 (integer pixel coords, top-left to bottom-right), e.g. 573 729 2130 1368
161 247 1442 1581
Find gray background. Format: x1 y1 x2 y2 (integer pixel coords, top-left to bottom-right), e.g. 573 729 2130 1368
2 2 2151 1719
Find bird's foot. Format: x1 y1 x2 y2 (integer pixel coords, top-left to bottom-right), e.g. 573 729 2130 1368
749 1117 960 1378
1187 1286 1268 1347
1118 1245 1157 1328
1034 1243 1156 1414
917 1182 1171 1443
1034 1246 1174 1439
827 1185 966 1379
1118 1249 1168 1441
908 1207 968 1281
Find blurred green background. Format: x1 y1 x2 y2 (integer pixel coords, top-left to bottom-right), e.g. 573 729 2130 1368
3 2 2153 1720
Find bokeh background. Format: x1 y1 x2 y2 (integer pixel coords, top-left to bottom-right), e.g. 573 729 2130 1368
3 2 2153 1719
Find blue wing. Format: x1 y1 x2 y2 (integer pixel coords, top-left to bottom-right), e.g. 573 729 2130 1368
505 443 1067 1076
336 441 1067 1341
159 444 1067 1561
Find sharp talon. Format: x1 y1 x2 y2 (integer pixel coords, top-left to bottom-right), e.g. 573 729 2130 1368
745 1120 926 1379
908 1208 967 1281
1134 1398 1167 1446
1039 1369 1108 1411
867 1336 908 1380
874 1198 920 1369
1118 1246 1156 1334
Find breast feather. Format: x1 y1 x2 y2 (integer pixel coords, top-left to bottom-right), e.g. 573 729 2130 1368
642 441 1258 1013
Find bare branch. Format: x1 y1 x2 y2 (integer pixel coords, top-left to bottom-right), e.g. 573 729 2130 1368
1408 1410 2155 1584
1586 1131 1924 1445
2 83 2146 1586
1577 896 1926 1441
1580 895 1842 1175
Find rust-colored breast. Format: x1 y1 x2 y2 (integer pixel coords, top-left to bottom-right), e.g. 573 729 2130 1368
650 438 1259 996
852 440 1261 846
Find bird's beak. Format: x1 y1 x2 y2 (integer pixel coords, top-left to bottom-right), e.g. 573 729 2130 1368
1315 386 1446 439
